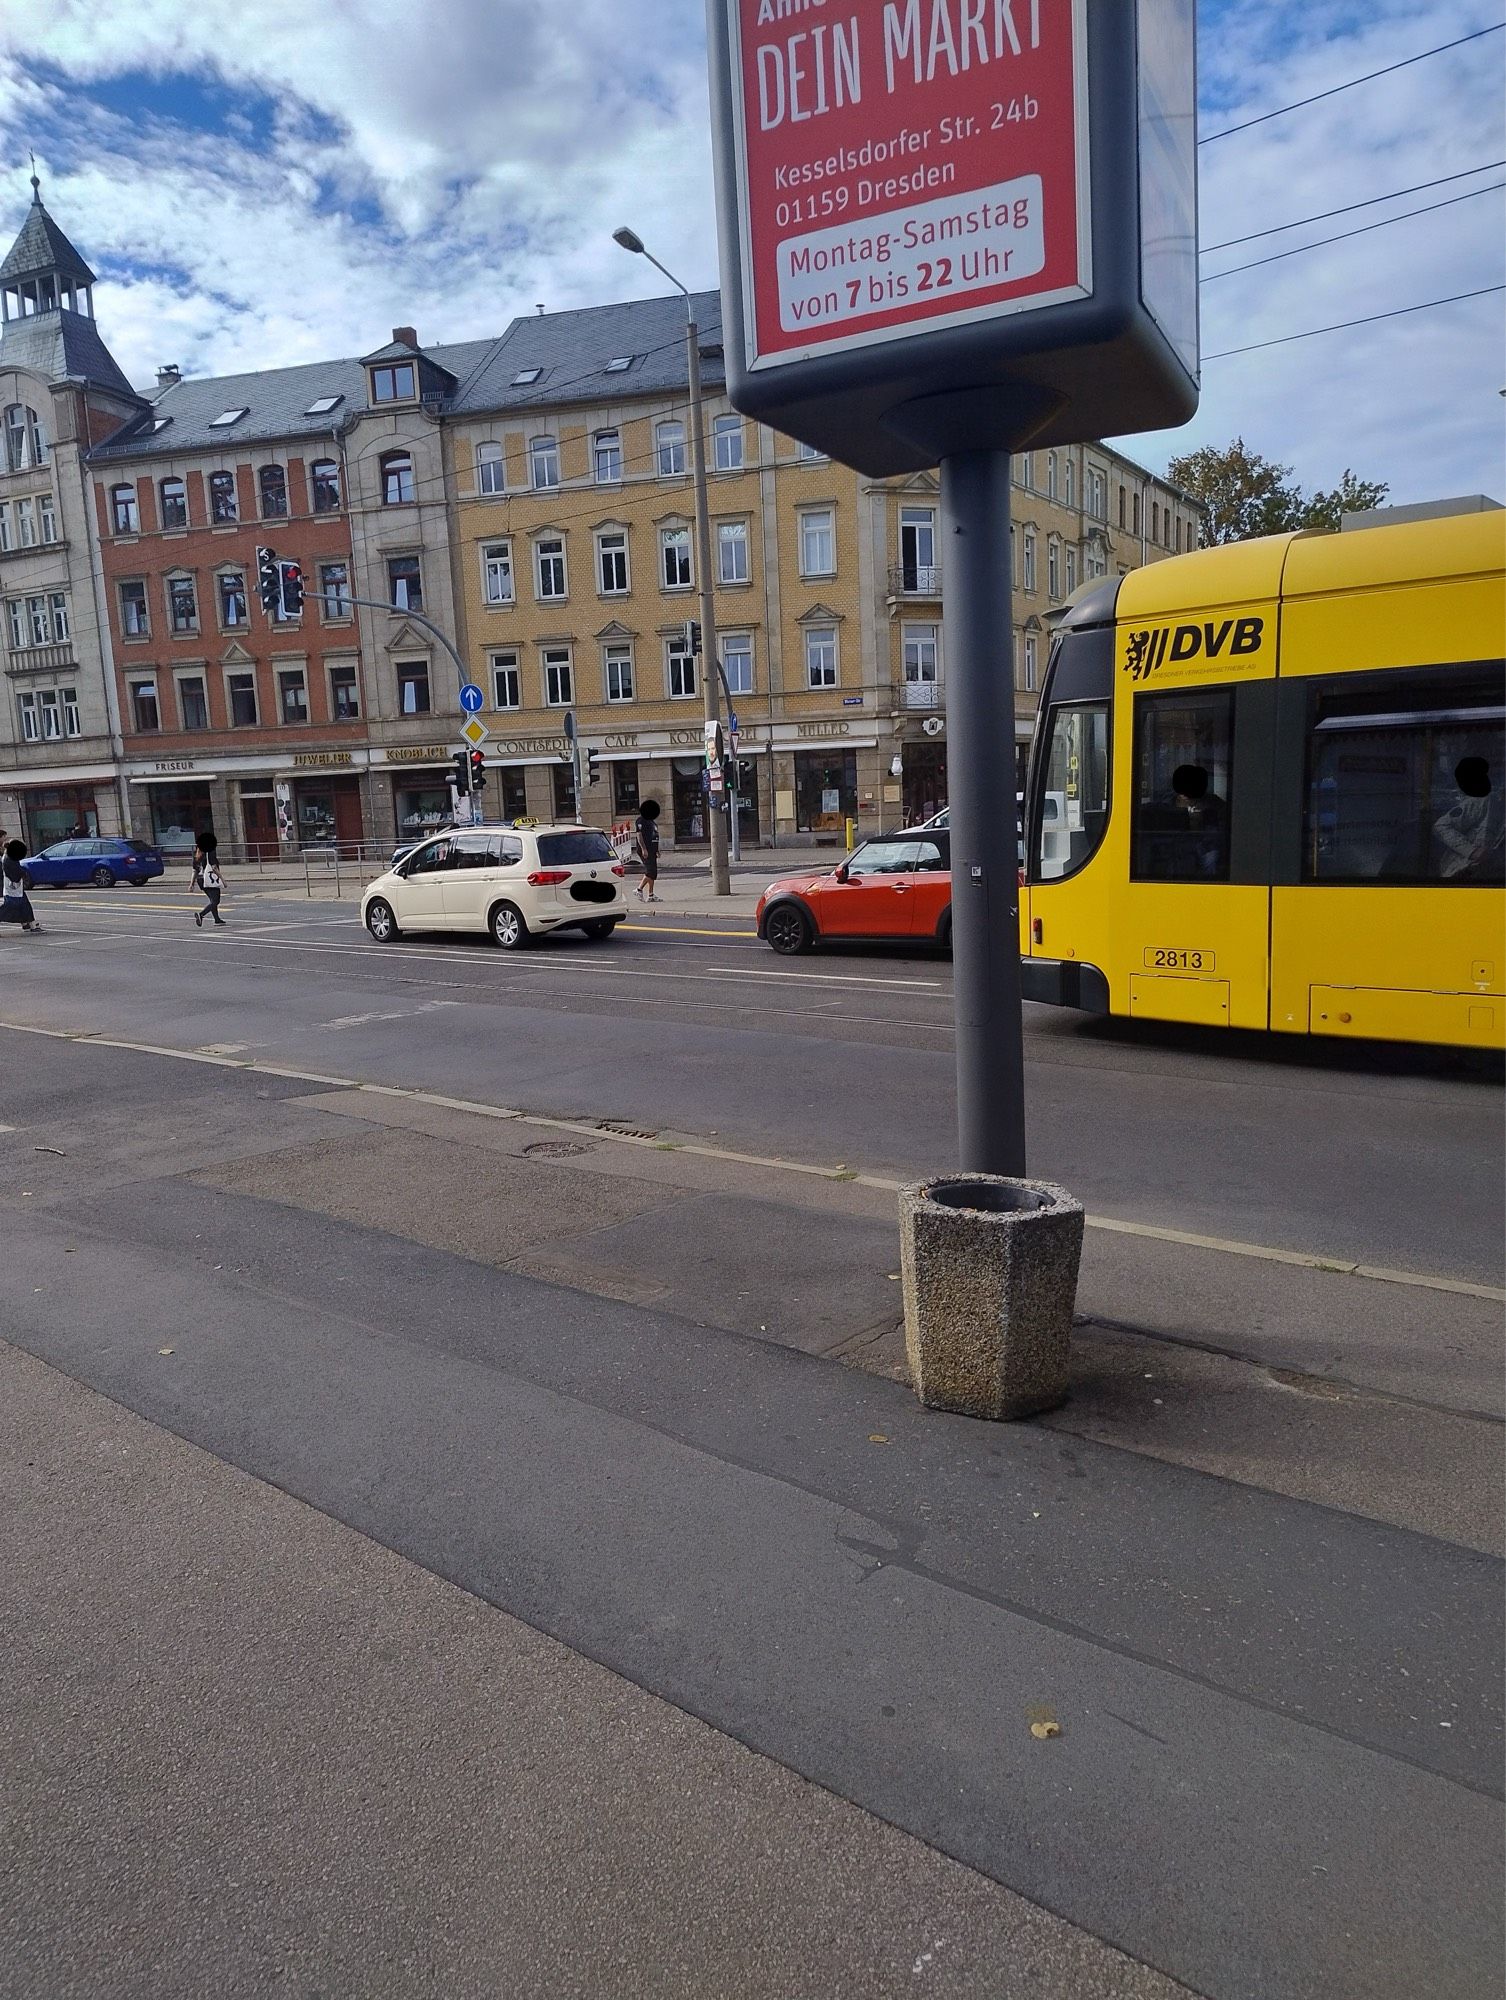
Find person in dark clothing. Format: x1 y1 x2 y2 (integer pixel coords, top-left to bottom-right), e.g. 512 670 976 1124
634 797 661 903
193 830 226 928
1 838 40 932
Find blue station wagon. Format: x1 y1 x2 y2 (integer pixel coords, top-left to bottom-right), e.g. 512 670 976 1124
24 836 165 888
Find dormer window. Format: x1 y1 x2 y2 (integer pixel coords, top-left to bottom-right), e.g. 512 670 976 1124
370 363 415 403
209 407 247 428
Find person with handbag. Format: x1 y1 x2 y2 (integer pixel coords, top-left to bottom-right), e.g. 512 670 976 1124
1 838 40 932
193 832 226 928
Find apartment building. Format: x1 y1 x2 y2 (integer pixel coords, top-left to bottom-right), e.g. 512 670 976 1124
0 177 145 849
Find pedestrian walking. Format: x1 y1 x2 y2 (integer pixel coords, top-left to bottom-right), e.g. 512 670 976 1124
634 797 661 902
193 831 226 928
1 838 40 932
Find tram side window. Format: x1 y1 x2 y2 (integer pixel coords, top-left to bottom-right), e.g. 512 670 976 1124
1304 672 1505 886
1036 702 1110 880
1131 689 1233 882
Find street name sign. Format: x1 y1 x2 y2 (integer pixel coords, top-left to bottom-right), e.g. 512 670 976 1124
706 0 1198 472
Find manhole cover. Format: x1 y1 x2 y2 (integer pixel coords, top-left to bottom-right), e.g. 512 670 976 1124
523 1139 595 1159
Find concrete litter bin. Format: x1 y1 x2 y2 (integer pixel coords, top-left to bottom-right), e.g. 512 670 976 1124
899 1173 1084 1420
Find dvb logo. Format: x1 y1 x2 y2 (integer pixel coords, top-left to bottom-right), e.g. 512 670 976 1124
1124 617 1265 682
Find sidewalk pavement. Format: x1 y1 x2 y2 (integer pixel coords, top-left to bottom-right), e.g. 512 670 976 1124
3 1031 1500 2000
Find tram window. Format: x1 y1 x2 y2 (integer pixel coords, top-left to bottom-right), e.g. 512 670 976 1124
1035 702 1110 880
1132 690 1233 882
1304 674 1505 886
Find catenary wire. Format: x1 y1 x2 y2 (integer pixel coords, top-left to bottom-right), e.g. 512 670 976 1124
1200 161 1506 251
1201 182 1505 282
1199 23 1505 143
1204 284 1505 358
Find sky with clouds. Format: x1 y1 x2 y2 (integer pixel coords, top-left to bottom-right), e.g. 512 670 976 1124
0 0 1501 503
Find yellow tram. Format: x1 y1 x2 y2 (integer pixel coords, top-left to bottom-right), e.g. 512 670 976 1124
1020 505 1506 1049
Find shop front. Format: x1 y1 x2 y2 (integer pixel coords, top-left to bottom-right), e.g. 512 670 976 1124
239 786 279 859
901 740 948 826
16 784 102 849
391 767 456 843
138 778 216 855
291 773 364 850
671 757 710 843
794 748 857 836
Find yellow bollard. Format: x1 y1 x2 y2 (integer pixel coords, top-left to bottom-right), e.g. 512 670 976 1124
845 816 856 851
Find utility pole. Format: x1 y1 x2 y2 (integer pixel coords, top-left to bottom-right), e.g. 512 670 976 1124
613 227 732 894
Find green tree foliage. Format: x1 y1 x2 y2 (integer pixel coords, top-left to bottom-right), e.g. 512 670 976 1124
1167 438 1389 546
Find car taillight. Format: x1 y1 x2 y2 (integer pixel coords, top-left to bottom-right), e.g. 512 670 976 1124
611 864 625 876
527 869 570 886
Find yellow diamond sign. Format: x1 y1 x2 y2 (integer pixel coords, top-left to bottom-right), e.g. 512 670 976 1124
461 717 488 747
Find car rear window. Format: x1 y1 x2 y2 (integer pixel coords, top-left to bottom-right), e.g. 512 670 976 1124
125 840 156 855
536 831 616 866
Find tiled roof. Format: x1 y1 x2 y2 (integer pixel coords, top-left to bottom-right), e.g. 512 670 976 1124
0 190 96 288
88 292 728 461
0 306 141 404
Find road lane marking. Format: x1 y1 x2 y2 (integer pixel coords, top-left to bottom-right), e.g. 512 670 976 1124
621 923 760 938
318 1000 459 1030
2 1017 1497 1303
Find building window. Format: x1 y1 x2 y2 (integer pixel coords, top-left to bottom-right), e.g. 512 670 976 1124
178 675 209 731
662 634 693 700
482 540 515 605
208 470 238 523
168 576 198 633
4 402 43 472
903 623 939 684
1151 501 1161 544
228 671 258 727
1047 539 1061 600
1024 634 1038 691
713 414 743 471
17 691 37 741
1064 458 1074 507
130 680 160 732
722 632 753 695
1118 485 1127 529
310 459 341 512
799 508 835 577
717 519 749 584
48 593 69 643
319 562 351 617
1046 451 1058 500
371 363 415 402
543 647 573 707
279 669 309 725
1065 547 1077 595
388 556 422 611
593 430 622 483
899 506 937 591
258 464 288 518
330 664 360 719
0 502 8 550
529 435 559 490
492 651 521 709
661 525 692 590
604 643 634 703
1022 529 1036 593
38 493 61 543
552 763 576 819
61 686 80 737
796 439 825 462
38 690 62 740
476 441 505 495
613 761 640 815
218 571 247 626
397 661 431 716
23 594 47 646
16 497 34 546
656 420 686 477
534 537 567 600
596 529 629 595
1133 492 1142 535
111 484 139 534
119 580 149 637
1017 453 1033 489
381 452 414 505
1087 466 1106 519
804 627 838 688
160 478 188 530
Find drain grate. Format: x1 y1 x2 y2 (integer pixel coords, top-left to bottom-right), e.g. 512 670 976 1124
596 1120 659 1140
523 1139 595 1159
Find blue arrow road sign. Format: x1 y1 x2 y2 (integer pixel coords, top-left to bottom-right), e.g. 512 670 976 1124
459 682 485 714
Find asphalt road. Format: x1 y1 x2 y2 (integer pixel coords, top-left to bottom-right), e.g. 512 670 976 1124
2 884 1499 1283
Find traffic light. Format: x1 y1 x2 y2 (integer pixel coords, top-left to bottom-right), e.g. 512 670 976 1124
279 560 304 617
453 751 471 796
469 748 486 791
686 619 702 655
585 748 601 786
256 545 280 617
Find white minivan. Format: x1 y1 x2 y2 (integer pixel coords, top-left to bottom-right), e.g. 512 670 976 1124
362 823 628 950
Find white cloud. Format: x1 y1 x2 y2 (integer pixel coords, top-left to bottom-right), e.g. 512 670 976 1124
0 0 1500 503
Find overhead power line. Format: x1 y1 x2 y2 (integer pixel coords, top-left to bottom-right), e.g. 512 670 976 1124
1204 285 1505 359
1202 181 1504 282
1200 23 1505 144
1200 161 1506 252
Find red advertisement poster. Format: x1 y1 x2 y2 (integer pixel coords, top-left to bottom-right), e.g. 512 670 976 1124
728 0 1091 369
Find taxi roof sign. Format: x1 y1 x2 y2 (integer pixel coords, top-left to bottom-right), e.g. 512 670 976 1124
705 0 1198 473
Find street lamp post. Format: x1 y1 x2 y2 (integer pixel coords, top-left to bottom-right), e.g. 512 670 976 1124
613 226 731 896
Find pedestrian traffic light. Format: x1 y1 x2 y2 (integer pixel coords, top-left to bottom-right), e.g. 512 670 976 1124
585 748 601 785
469 748 486 790
256 545 280 617
279 560 304 617
453 750 471 795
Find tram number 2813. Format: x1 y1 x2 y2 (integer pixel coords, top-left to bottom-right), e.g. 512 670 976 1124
1143 948 1216 972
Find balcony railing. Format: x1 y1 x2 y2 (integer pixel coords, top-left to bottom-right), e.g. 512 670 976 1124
900 678 943 711
5 642 77 677
888 563 942 597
